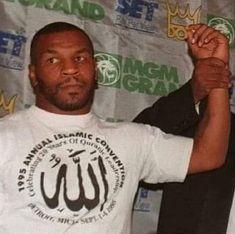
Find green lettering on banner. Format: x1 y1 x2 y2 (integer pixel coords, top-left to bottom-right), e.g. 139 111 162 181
159 65 179 82
123 75 139 92
4 0 105 21
53 0 70 14
34 0 50 9
121 74 178 96
37 0 54 10
87 2 105 21
71 0 106 20
122 58 179 84
71 0 86 17
123 58 144 76
18 0 34 6
96 52 181 96
138 77 152 93
121 58 179 95
143 62 160 79
153 81 167 96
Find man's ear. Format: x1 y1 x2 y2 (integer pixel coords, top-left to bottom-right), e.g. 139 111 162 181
28 64 38 88
94 59 99 89
28 64 38 94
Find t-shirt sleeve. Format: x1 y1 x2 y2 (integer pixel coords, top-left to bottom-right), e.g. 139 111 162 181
0 123 7 214
0 122 10 166
139 125 193 183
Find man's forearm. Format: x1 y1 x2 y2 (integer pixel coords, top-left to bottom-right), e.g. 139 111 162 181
188 89 230 174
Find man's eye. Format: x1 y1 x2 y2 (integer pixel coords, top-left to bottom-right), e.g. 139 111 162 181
75 56 85 63
48 57 59 64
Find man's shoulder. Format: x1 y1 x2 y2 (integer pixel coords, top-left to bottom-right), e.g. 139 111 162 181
98 118 161 136
0 108 29 129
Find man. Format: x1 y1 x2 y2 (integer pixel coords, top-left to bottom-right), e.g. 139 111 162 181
134 25 234 234
0 22 230 234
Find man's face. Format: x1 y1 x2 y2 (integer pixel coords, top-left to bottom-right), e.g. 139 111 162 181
29 30 96 114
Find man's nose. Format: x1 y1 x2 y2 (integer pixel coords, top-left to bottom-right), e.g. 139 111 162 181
62 59 79 75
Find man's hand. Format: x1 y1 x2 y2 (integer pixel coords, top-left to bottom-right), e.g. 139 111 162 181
187 24 229 64
186 24 231 103
192 57 231 103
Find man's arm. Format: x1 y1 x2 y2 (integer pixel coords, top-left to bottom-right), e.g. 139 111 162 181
188 87 230 173
186 24 231 173
133 58 230 137
134 25 231 137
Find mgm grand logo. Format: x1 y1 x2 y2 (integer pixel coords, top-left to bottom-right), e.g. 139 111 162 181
95 53 121 86
166 0 201 40
94 52 180 96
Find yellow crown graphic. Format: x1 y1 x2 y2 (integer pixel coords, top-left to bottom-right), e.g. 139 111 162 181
166 0 201 40
0 90 17 114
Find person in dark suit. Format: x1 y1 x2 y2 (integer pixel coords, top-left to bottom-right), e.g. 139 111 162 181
134 24 234 234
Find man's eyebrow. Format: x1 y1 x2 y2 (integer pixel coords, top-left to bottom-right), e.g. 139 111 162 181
74 48 93 54
42 48 92 55
42 49 58 55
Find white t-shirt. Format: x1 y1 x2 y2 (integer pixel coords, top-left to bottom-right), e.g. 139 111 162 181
0 106 192 234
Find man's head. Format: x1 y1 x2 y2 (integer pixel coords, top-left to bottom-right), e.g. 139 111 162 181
29 22 96 115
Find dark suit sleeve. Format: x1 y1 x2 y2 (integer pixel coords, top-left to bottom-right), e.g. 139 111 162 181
157 113 235 234
133 80 200 136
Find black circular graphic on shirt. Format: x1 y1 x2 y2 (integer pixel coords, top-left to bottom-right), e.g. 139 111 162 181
17 132 125 225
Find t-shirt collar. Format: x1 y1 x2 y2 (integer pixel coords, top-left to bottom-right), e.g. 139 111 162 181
28 105 96 128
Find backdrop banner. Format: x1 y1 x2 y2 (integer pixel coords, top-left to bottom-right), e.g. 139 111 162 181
0 0 234 233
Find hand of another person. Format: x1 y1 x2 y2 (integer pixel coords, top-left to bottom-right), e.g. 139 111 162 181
191 57 231 104
186 24 229 65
